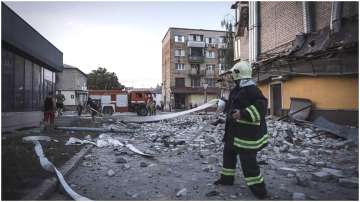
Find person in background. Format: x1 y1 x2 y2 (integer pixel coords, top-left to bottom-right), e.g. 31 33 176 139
87 97 97 122
55 90 66 116
43 92 55 130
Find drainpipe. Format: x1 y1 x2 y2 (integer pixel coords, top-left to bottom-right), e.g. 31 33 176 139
253 1 259 63
330 1 343 33
302 1 312 33
248 1 253 64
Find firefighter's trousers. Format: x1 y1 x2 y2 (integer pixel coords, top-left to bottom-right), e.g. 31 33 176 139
220 142 267 195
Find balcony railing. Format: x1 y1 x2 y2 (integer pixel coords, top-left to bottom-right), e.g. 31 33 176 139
188 55 204 63
218 43 228 49
188 68 205 76
187 41 206 48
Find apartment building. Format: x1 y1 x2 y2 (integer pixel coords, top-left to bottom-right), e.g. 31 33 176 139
231 1 358 126
162 27 229 110
2 3 63 131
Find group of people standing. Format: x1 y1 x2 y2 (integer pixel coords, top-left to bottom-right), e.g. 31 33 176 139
146 96 156 116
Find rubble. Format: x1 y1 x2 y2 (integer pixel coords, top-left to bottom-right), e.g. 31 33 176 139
107 169 115 177
311 171 333 182
338 177 358 188
292 192 307 200
176 188 187 197
115 157 128 164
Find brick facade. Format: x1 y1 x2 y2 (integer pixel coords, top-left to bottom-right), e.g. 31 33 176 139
259 2 304 54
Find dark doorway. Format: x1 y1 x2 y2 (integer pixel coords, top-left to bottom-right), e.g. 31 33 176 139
271 83 282 116
175 78 185 87
174 94 186 109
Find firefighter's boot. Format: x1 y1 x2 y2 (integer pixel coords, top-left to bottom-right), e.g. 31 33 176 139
214 175 234 186
249 183 268 199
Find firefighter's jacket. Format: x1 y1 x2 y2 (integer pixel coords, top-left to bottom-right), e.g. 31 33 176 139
223 83 268 152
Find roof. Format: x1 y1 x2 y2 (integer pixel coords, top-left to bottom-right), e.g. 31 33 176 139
162 27 227 42
63 64 88 78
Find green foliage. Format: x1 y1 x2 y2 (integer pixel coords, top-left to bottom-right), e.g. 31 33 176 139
87 67 125 90
221 15 235 70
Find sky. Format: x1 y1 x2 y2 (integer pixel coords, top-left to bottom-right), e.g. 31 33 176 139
5 1 233 88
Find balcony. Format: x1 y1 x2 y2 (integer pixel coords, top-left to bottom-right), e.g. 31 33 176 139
187 41 206 48
188 68 205 77
188 55 204 63
218 43 228 49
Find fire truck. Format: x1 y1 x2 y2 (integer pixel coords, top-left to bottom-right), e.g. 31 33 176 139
88 89 153 116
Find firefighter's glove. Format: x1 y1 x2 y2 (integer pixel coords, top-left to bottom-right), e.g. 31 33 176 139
216 98 227 113
231 109 241 120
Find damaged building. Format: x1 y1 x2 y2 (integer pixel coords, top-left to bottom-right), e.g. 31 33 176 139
162 28 230 110
1 3 63 131
231 1 358 126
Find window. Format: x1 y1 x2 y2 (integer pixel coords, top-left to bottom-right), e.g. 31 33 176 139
175 78 185 87
219 36 226 43
24 59 33 111
188 34 203 42
32 63 41 110
206 64 215 71
205 37 214 44
191 78 200 87
206 51 215 58
175 49 185 57
2 48 14 112
206 78 216 87
175 35 185 43
14 55 25 111
219 49 226 58
175 63 185 70
219 64 226 71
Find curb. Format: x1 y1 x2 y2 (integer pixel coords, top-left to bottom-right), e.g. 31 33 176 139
21 145 94 200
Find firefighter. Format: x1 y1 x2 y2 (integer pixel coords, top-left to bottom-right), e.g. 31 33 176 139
214 60 268 199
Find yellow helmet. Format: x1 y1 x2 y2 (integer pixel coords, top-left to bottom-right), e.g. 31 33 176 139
230 60 252 80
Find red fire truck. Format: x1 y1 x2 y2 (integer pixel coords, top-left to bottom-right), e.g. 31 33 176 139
88 89 153 116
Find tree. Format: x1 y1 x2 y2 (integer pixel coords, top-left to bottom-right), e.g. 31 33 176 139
87 67 125 90
221 15 235 70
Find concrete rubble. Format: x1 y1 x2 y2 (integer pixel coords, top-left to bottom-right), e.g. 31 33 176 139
58 113 358 200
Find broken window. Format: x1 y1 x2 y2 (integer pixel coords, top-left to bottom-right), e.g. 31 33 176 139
188 34 203 42
218 36 226 44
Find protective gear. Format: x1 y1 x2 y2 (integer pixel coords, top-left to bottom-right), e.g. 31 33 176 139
215 78 268 199
217 98 226 113
230 60 252 81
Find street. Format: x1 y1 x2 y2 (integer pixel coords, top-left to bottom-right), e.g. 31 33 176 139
47 113 358 200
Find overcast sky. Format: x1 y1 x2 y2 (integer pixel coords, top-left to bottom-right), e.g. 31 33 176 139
5 1 233 88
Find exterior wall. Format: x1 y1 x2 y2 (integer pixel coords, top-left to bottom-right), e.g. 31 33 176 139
188 94 217 107
62 90 76 106
2 111 42 132
162 28 226 110
259 2 304 54
56 68 87 91
162 30 172 110
282 76 358 110
1 4 62 131
313 2 332 31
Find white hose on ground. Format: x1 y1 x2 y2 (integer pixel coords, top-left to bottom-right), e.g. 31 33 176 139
23 136 92 201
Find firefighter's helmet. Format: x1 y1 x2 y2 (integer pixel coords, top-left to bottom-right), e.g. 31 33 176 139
230 60 252 80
